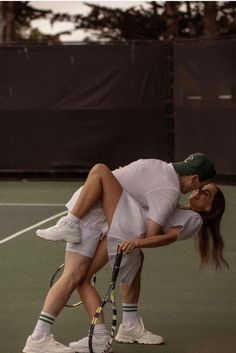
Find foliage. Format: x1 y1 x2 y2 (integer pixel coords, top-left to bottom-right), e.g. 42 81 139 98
0 1 65 42
51 1 236 41
71 1 236 41
1 1 236 43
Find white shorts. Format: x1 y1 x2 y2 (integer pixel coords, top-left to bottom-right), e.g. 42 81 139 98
108 237 142 285
66 186 108 258
106 191 145 285
66 229 103 258
66 188 143 271
108 190 146 241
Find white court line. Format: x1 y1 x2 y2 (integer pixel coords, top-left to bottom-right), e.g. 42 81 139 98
0 203 64 206
0 210 67 245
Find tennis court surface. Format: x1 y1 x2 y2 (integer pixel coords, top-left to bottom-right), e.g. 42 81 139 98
0 180 235 353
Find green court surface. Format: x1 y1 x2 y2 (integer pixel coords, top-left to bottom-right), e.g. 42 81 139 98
0 181 235 353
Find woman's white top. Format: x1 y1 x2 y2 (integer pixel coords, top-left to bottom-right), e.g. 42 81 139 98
108 191 203 247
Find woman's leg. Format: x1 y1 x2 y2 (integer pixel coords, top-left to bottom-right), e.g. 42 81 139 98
71 164 122 224
36 164 122 242
116 252 164 345
118 253 144 330
120 252 144 305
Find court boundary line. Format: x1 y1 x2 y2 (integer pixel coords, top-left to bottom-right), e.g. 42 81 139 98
0 203 64 206
0 210 67 245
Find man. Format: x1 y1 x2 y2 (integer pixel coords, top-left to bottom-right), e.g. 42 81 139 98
23 153 216 353
37 152 216 244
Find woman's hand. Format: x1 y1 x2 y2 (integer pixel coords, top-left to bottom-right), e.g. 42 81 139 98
119 240 139 254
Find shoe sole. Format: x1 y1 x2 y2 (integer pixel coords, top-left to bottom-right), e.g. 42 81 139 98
115 338 164 345
23 348 75 353
72 349 113 353
36 232 81 244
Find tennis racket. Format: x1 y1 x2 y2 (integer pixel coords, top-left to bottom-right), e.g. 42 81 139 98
89 248 123 353
50 263 96 308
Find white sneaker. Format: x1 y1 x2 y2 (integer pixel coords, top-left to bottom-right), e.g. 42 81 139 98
36 216 81 243
115 317 164 345
23 334 75 353
69 335 113 353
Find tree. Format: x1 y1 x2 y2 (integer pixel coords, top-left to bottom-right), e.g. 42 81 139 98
218 1 236 36
0 1 69 43
51 1 236 41
164 1 180 38
51 2 167 41
1 1 236 43
203 1 218 38
0 2 15 42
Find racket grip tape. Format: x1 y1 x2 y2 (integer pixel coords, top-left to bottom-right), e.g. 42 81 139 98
111 250 123 282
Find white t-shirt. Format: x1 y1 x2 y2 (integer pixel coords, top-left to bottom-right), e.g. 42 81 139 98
108 191 202 243
164 207 203 240
113 159 181 226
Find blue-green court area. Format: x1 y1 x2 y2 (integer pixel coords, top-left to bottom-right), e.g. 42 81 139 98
0 181 235 353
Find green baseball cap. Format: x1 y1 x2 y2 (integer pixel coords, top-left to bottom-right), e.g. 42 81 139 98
172 153 216 181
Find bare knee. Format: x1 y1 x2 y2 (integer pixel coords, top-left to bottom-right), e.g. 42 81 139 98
63 270 87 289
91 163 111 177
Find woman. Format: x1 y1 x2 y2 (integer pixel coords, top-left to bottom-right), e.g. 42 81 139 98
23 165 228 353
119 184 229 270
68 179 229 352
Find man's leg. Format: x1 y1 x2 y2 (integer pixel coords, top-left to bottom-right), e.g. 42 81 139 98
69 238 113 352
23 252 92 353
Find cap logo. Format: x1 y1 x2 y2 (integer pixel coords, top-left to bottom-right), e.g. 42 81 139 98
185 155 194 162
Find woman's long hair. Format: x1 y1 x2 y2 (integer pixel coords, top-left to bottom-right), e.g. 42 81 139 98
197 186 229 270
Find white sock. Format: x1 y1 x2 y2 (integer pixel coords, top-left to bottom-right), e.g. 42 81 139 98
94 324 109 337
122 303 139 329
31 311 56 341
67 212 80 224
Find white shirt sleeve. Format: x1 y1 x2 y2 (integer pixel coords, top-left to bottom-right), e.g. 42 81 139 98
146 188 180 226
177 213 203 241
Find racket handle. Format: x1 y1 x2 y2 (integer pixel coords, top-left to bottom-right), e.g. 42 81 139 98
111 250 123 282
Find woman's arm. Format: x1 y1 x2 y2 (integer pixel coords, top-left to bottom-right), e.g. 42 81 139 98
119 226 182 253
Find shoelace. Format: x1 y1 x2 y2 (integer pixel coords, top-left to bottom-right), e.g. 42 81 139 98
139 323 160 337
49 335 65 347
57 218 78 229
138 318 153 335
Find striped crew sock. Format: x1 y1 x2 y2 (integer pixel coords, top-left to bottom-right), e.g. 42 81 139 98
94 323 109 337
31 311 56 341
122 303 139 329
